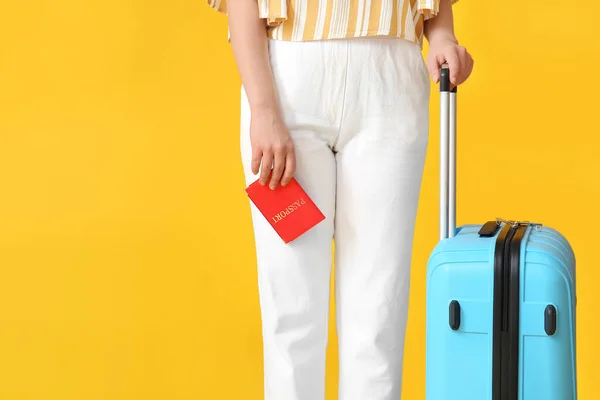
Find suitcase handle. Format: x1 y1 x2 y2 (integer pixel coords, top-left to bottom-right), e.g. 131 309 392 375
439 64 457 241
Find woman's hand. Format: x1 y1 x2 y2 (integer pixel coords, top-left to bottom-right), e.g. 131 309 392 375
250 107 296 190
426 37 474 87
423 0 474 87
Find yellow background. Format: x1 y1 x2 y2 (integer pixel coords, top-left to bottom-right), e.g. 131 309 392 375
0 1 597 399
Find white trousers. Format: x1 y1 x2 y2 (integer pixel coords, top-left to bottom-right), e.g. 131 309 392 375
240 37 430 400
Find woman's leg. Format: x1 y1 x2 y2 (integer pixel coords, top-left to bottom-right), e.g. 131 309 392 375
333 38 431 400
240 39 347 400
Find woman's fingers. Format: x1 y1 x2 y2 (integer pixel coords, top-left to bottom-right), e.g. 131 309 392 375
427 55 442 84
280 145 296 187
269 146 286 190
461 53 474 85
251 147 262 175
427 40 474 87
444 46 475 87
248 111 296 189
444 47 460 86
269 140 296 189
455 46 472 85
259 151 273 186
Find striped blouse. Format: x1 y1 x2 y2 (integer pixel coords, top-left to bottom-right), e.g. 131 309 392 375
207 0 458 45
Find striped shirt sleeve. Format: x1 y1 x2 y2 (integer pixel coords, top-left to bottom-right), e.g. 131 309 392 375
418 0 459 20
206 0 227 14
258 0 288 27
206 0 288 28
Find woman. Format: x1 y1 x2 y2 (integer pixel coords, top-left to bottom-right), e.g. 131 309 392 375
207 0 473 399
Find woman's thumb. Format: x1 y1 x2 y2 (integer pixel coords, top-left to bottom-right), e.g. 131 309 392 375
427 58 440 83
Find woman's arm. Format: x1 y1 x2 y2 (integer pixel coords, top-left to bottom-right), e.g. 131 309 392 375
228 0 276 113
227 0 295 189
423 0 473 86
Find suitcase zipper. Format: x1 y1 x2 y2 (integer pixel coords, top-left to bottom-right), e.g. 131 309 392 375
492 222 527 400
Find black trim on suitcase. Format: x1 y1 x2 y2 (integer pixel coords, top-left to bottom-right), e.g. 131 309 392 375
492 224 510 400
492 224 526 400
545 305 557 335
508 226 525 399
478 220 500 237
449 300 461 330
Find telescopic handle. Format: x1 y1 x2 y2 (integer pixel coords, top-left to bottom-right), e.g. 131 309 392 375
439 64 457 241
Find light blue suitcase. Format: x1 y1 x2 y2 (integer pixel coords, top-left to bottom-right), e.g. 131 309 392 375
425 66 577 400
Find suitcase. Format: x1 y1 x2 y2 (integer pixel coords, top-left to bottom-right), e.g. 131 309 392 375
425 65 577 400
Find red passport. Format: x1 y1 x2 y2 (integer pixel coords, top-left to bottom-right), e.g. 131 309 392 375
245 177 326 244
